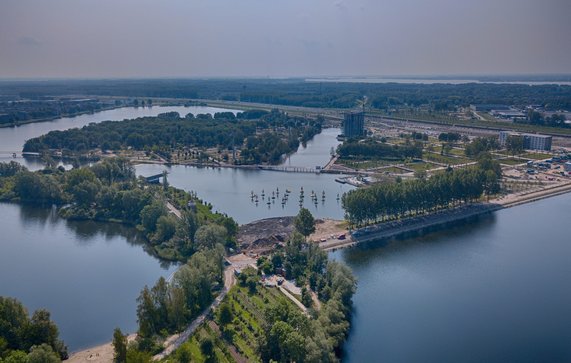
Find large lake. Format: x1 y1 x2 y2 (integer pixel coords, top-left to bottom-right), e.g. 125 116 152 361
0 202 177 350
333 193 571 363
1 106 571 361
0 106 351 351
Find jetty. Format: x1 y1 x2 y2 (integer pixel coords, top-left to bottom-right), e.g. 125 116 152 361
320 203 500 251
257 165 321 174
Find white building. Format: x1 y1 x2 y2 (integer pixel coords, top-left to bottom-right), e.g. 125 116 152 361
499 131 552 151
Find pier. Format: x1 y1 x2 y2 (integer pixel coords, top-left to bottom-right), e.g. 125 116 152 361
257 165 321 174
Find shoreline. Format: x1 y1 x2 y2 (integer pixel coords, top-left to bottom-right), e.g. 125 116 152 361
0 105 124 129
321 180 571 251
62 181 571 360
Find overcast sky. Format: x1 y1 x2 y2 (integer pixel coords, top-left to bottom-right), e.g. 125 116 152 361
1 0 570 79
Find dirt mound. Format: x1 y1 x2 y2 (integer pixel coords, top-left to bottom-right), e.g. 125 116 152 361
237 216 295 254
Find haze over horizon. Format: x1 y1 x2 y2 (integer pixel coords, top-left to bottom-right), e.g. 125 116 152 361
1 0 570 79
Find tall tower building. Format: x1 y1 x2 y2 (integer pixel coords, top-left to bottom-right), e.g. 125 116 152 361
343 111 365 138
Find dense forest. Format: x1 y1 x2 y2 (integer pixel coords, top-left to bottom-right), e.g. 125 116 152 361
342 154 502 225
0 297 67 362
22 110 323 165
1 79 570 110
0 158 237 261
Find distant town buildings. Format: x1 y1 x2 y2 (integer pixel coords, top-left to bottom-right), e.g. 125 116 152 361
499 131 552 151
343 111 365 138
470 104 510 112
491 110 526 120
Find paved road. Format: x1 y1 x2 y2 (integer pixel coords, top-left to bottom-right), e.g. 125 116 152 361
165 201 182 219
152 266 235 361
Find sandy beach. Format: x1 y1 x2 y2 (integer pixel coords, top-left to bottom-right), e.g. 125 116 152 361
65 334 136 363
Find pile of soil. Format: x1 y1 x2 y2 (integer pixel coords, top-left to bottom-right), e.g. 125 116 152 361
237 216 296 254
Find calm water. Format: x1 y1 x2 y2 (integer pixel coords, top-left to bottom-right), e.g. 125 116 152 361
0 203 177 351
0 106 350 351
333 193 571 363
2 105 571 361
281 128 341 168
307 77 571 86
0 105 240 169
134 124 352 225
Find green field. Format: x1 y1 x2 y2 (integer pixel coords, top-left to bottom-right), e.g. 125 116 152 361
424 152 471 165
498 157 529 165
336 158 401 170
404 161 436 172
521 152 551 160
378 166 408 174
448 147 467 156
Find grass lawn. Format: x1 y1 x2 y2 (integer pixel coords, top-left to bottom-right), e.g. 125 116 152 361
336 158 400 170
424 153 471 165
448 147 467 156
404 161 435 172
521 152 551 160
498 157 529 165
378 166 407 174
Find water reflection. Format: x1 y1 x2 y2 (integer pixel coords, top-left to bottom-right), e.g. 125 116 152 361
338 213 497 266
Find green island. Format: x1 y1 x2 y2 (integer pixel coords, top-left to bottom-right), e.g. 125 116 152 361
22 110 323 166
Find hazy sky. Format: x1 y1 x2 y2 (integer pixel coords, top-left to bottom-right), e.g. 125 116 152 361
1 0 570 78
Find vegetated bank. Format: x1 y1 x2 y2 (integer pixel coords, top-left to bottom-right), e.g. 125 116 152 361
1 158 357 362
0 296 68 362
157 210 356 363
21 109 323 166
335 153 504 248
0 97 123 128
0 158 237 262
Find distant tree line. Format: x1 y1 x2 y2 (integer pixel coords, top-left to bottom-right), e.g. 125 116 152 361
342 154 502 225
516 110 568 128
2 79 570 110
0 99 110 127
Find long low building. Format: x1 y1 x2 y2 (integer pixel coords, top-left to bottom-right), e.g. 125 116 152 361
499 131 552 151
